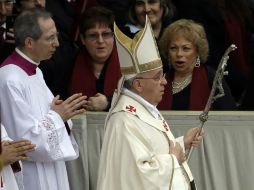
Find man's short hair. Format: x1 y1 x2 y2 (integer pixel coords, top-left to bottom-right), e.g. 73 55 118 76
123 73 143 90
14 7 51 47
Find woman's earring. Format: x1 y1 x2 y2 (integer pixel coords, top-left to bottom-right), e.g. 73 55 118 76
195 56 200 67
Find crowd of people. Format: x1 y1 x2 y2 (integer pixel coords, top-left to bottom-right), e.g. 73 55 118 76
0 0 253 189
1 0 254 110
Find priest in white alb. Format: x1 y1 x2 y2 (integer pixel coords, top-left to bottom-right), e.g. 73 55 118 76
0 8 87 190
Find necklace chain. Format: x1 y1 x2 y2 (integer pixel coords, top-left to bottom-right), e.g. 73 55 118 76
172 74 192 94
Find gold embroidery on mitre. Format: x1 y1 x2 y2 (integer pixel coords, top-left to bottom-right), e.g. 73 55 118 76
133 18 162 72
114 23 139 74
114 16 162 76
139 60 162 72
121 60 162 75
120 66 136 75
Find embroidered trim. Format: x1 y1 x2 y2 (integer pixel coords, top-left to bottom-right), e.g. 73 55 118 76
169 154 175 190
181 164 191 189
41 116 64 159
162 132 175 190
125 105 137 113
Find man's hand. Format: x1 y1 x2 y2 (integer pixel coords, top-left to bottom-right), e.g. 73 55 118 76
169 140 186 165
184 127 204 150
85 93 108 111
51 93 87 121
1 140 36 165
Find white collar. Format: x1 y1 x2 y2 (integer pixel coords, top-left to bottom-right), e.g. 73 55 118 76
123 88 161 119
15 48 40 66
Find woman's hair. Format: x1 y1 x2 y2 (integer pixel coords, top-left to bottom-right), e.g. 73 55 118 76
127 0 174 25
159 19 209 63
79 6 115 34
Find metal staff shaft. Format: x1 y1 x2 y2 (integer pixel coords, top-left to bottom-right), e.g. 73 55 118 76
187 44 237 162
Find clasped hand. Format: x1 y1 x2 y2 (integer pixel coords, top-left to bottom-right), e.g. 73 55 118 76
51 93 87 121
169 140 186 165
84 93 109 111
1 140 36 165
169 128 204 164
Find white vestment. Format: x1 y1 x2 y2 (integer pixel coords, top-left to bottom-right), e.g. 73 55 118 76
97 89 194 190
0 125 20 190
0 51 79 190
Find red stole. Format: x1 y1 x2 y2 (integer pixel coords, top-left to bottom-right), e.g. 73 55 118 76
158 65 210 110
1 51 37 75
68 44 121 97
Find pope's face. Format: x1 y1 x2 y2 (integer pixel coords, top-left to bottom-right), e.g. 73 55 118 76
135 68 167 106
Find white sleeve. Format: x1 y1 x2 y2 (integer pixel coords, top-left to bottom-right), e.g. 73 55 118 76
0 79 78 162
1 124 12 141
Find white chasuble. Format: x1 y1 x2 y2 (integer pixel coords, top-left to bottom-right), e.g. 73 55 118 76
97 92 193 190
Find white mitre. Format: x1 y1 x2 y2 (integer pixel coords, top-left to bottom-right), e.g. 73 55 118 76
114 15 162 79
105 16 163 122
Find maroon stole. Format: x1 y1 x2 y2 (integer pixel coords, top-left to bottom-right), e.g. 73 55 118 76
1 51 37 75
158 65 210 110
69 44 121 97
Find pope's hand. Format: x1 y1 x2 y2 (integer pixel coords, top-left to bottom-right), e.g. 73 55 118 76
184 127 204 150
169 140 186 165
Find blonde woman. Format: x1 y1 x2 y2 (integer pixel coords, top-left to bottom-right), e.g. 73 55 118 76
158 19 236 110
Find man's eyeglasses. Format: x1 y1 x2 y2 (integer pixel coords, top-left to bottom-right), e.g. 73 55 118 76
41 33 59 44
135 73 166 82
85 32 114 41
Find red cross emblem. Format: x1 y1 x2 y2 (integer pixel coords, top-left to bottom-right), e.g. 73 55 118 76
126 105 136 113
163 120 169 131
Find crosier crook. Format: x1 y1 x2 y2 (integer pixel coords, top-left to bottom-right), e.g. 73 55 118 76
187 44 237 162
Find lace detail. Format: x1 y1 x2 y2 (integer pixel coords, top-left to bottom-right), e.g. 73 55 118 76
41 116 64 159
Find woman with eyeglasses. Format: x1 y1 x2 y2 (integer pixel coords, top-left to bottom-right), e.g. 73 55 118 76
69 6 121 111
158 19 236 110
